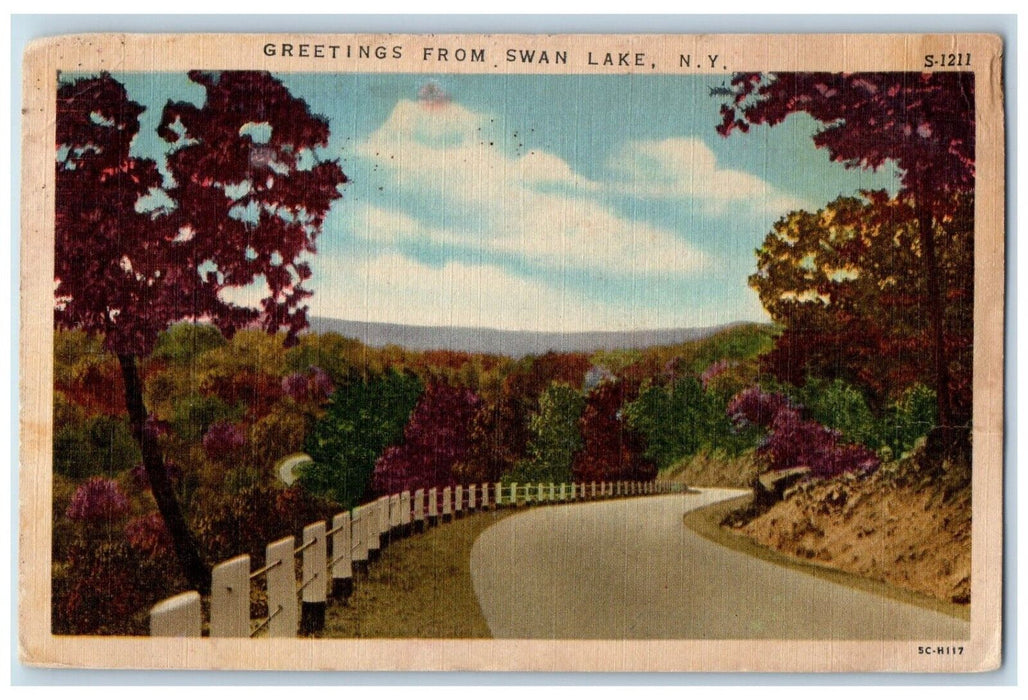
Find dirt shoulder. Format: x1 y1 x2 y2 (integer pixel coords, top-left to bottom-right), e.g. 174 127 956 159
320 509 511 638
684 478 970 620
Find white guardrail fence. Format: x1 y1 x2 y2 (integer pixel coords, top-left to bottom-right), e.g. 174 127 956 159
149 479 684 637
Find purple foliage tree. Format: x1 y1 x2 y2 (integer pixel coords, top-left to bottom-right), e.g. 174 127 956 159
55 72 347 591
371 383 484 495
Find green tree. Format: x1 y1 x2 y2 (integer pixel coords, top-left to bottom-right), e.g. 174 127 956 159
624 376 751 470
506 384 585 484
284 332 375 384
298 370 423 508
791 378 879 451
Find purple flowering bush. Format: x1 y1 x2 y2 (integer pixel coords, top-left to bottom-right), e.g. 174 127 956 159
282 366 335 404
125 511 174 558
65 477 130 523
202 420 247 460
728 386 879 478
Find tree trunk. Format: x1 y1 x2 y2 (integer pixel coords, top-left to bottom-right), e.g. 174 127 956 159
916 203 957 456
118 353 211 594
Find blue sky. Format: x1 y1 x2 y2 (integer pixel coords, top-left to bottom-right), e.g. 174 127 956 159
113 71 900 333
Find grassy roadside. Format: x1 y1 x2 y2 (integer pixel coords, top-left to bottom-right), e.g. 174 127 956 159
683 494 970 622
319 509 511 638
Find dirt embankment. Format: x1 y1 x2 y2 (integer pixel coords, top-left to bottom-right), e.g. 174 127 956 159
726 455 971 606
663 450 760 489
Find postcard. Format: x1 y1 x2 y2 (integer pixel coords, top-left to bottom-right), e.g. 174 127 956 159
18 32 1004 671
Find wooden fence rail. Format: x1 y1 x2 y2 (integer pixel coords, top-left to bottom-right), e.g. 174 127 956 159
150 479 684 637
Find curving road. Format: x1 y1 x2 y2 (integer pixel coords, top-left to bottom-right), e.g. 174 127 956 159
470 489 970 639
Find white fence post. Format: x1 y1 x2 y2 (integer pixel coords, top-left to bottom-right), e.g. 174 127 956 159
300 521 327 634
455 485 464 517
537 483 546 503
428 487 439 523
211 554 250 637
509 482 518 507
559 483 566 502
366 501 381 561
378 496 390 545
330 512 353 598
480 482 490 509
351 506 368 571
265 536 298 638
400 490 412 532
494 482 503 507
414 488 426 530
389 494 400 534
442 486 453 520
468 484 477 511
150 591 202 637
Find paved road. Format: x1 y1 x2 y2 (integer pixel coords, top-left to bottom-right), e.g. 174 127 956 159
470 489 970 639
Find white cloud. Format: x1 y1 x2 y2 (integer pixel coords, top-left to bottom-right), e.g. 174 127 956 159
303 98 800 332
355 99 708 276
607 137 811 215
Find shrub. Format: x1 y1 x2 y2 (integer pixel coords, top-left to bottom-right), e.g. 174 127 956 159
250 407 308 471
727 386 793 427
192 485 338 567
125 512 175 559
624 376 756 470
202 420 248 461
793 378 878 447
786 378 936 458
66 477 130 523
53 414 141 479
883 383 937 457
52 536 179 635
170 393 238 443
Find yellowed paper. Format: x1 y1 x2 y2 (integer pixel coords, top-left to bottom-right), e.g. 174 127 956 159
20 32 1004 672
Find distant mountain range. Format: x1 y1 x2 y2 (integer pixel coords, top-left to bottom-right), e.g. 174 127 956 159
307 317 743 358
